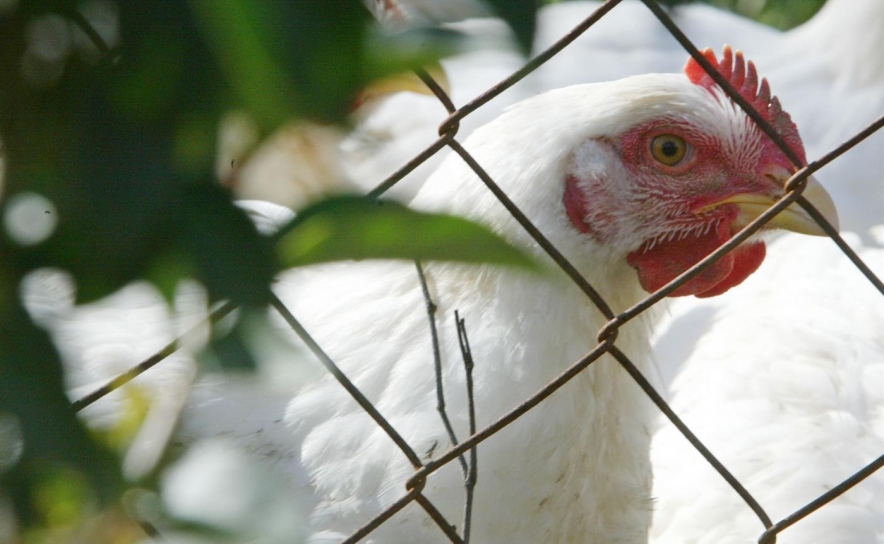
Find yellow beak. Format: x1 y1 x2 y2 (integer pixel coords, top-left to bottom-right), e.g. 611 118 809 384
709 175 839 236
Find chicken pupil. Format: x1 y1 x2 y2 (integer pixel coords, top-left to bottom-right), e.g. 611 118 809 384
661 141 678 156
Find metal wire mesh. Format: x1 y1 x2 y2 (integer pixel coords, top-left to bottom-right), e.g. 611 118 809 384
72 1 884 543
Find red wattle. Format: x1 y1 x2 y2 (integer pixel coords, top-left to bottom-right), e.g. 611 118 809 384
626 219 766 298
695 242 765 298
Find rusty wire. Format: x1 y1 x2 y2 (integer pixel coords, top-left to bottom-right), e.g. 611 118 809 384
758 453 884 544
72 301 236 413
268 292 466 540
68 1 884 543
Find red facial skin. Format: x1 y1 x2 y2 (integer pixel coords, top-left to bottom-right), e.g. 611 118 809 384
564 46 806 298
564 118 791 298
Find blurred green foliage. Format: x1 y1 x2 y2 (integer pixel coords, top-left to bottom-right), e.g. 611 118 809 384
548 0 826 29
485 0 540 53
278 197 539 269
700 0 827 29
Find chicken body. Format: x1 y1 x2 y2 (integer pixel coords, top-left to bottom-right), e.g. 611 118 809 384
276 67 833 542
345 13 884 538
280 260 655 543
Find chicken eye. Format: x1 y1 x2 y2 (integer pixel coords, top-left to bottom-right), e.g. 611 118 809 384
650 135 687 166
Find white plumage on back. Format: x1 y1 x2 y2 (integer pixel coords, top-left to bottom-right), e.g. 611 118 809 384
650 233 884 544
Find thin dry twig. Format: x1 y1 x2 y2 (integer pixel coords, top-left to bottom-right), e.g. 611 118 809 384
455 311 478 544
406 338 614 492
269 292 464 543
416 262 479 543
415 262 470 478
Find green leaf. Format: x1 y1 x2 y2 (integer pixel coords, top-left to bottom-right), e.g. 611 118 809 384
277 196 538 269
364 26 466 80
187 0 304 126
0 302 122 527
483 0 539 55
179 184 277 308
189 0 368 126
201 317 259 373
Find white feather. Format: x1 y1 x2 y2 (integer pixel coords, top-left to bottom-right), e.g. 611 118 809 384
650 233 884 544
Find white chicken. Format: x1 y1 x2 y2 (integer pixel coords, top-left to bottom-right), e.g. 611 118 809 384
262 49 838 542
340 7 884 538
346 0 884 242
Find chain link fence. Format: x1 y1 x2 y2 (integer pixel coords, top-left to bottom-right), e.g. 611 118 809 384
72 1 884 542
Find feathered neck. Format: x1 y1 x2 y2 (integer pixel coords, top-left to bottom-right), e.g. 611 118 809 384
397 78 698 542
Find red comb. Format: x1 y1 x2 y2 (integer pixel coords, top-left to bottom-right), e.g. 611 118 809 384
685 46 805 163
